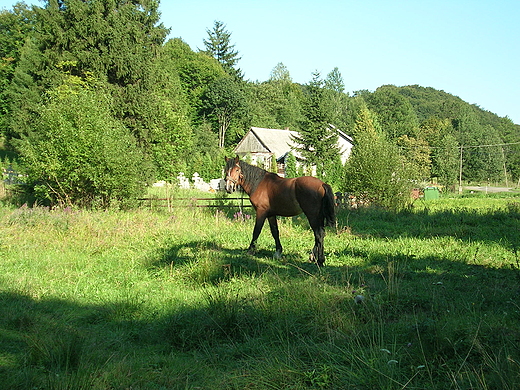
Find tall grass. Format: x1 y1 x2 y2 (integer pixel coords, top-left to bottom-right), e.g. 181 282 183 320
0 192 519 389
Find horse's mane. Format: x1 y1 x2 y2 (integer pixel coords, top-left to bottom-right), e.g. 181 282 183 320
238 160 268 194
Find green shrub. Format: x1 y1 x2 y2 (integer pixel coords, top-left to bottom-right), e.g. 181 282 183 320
342 106 413 210
17 85 151 208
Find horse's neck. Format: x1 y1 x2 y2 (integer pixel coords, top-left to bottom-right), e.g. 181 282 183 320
240 163 266 196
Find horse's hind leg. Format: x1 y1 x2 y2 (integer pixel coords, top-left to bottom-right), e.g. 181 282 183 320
305 212 325 266
310 225 325 266
268 216 283 258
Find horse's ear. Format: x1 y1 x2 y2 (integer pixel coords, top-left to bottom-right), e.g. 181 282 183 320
234 155 240 163
225 156 229 162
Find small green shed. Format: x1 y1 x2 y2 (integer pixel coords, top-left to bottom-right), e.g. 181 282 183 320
423 186 440 200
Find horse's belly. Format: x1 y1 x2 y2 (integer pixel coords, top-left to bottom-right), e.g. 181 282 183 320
273 200 302 217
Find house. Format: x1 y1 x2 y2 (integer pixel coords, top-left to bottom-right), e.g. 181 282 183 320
233 126 353 176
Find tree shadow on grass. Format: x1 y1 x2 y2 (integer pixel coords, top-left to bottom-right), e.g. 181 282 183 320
336 205 520 250
0 290 160 389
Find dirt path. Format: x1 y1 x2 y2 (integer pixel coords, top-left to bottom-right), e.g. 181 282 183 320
464 186 515 193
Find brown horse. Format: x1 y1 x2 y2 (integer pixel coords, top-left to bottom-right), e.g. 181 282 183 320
224 156 335 266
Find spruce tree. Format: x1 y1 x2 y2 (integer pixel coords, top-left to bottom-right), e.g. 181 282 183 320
291 71 340 179
284 151 297 178
7 0 170 205
0 3 35 138
203 20 242 79
8 0 169 146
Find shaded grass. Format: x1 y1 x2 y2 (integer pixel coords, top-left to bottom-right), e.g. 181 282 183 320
0 194 519 389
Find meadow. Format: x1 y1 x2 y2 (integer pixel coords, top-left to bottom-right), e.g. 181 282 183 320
0 190 519 389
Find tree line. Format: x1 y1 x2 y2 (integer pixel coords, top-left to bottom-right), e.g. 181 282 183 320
1 1 518 209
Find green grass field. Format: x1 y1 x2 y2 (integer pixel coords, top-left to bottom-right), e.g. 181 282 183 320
1 192 519 389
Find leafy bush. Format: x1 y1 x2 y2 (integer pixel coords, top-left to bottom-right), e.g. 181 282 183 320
342 106 413 210
17 84 151 208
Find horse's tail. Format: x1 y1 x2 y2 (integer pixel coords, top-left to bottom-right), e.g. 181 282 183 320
322 183 336 228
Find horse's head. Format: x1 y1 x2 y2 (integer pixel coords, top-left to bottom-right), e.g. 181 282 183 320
224 156 243 193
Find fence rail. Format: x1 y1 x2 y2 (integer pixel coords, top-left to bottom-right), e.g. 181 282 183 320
138 193 356 212
137 196 252 212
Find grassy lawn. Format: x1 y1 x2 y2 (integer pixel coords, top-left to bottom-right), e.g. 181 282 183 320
0 192 519 389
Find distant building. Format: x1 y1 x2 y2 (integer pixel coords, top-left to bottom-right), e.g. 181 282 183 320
233 126 353 176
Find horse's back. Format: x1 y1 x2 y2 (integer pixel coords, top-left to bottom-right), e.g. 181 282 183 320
294 176 327 198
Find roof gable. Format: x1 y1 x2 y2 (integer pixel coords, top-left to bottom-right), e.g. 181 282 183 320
234 127 297 158
234 126 354 163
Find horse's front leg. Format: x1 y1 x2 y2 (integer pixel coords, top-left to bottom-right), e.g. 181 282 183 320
268 216 283 258
248 213 267 254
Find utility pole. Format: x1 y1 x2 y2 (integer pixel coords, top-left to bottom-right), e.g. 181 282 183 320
501 147 508 187
458 146 463 193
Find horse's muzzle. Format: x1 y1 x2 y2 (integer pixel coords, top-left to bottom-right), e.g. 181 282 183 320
225 178 236 193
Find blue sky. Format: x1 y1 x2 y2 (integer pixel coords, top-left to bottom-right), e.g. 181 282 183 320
2 0 519 124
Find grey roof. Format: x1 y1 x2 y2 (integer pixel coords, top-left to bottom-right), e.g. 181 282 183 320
234 127 297 158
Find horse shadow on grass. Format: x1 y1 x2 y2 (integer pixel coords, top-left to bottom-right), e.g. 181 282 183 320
144 237 322 284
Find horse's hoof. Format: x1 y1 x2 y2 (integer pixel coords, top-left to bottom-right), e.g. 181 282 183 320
274 250 282 259
309 253 324 266
309 253 316 263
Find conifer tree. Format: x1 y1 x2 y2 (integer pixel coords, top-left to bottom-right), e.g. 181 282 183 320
8 0 169 146
0 3 35 137
203 20 242 79
284 151 297 178
291 71 340 179
6 0 170 205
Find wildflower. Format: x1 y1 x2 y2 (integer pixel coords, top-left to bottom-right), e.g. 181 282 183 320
233 211 251 222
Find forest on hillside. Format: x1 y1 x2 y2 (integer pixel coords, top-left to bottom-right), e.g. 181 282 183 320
1 1 519 208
